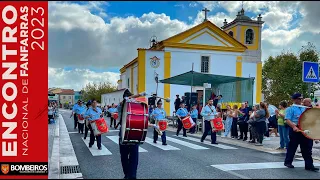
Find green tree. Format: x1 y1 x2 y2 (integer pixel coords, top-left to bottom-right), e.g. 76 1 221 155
262 42 319 105
81 82 117 103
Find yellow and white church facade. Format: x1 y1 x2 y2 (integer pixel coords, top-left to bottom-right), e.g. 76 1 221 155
117 9 264 115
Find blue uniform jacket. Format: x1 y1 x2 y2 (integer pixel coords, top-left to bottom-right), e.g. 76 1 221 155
85 107 102 121
176 108 188 118
108 107 118 113
201 105 217 121
151 108 166 121
73 104 86 115
285 105 306 125
190 109 198 119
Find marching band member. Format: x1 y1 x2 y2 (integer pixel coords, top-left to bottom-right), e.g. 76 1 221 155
175 102 189 137
200 99 218 144
108 103 118 128
116 89 148 179
151 99 167 145
70 100 86 133
84 99 103 150
70 100 82 129
189 104 198 134
284 93 319 172
84 101 92 140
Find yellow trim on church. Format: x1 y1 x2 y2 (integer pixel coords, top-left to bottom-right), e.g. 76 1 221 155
256 62 262 103
236 56 242 102
184 31 230 47
162 21 247 50
239 26 259 50
161 42 245 52
138 49 146 93
130 66 134 93
164 52 171 115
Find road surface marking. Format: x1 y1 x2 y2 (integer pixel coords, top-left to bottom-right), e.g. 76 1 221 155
108 130 120 132
106 136 148 152
81 137 112 156
211 161 320 171
177 136 238 150
145 137 180 151
161 136 209 150
68 131 78 134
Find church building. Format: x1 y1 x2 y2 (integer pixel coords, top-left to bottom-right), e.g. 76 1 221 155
117 8 264 115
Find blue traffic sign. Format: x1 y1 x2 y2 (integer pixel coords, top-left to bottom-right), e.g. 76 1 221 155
302 61 319 83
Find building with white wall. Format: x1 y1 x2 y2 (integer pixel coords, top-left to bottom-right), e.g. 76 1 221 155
101 89 126 106
116 9 264 115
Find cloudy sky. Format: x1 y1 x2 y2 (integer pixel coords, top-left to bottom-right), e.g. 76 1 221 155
48 1 320 91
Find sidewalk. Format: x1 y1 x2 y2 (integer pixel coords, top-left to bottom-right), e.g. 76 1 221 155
48 109 83 179
165 126 320 161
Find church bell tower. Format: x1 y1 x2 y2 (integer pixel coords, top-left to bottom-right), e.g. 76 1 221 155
221 8 264 62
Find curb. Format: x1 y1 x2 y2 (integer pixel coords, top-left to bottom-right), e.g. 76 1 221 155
165 127 320 161
49 114 60 179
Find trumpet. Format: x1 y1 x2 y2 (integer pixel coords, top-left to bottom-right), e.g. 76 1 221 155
148 93 171 102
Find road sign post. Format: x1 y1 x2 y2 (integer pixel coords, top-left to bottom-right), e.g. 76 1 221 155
303 61 319 98
302 61 319 83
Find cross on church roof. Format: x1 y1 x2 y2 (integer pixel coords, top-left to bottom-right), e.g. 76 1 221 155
202 8 210 22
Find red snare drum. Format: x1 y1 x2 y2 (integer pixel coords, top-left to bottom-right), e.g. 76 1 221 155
120 100 149 145
112 113 119 120
181 116 195 129
210 118 224 132
158 120 168 132
77 114 84 121
90 118 109 136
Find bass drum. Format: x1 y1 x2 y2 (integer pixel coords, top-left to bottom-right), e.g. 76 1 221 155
120 100 149 145
298 108 320 140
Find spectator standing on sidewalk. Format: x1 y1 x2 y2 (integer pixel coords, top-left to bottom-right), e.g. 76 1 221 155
276 101 289 150
248 104 260 143
48 104 54 124
254 102 269 146
238 103 249 141
223 105 233 138
231 105 239 139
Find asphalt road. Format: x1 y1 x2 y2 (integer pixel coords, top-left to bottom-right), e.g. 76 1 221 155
59 109 320 179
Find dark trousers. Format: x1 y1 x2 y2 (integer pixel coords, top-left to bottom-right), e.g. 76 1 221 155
190 118 197 133
153 128 166 143
78 123 84 133
256 121 266 144
120 144 139 179
74 114 78 129
285 128 314 168
238 123 248 139
110 117 116 127
176 119 187 136
231 118 238 138
201 121 217 143
84 120 89 139
88 124 101 148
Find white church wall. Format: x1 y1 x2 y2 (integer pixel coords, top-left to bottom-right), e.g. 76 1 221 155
133 65 138 95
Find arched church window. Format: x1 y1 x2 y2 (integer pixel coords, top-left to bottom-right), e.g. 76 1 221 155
228 31 233 37
245 29 254 44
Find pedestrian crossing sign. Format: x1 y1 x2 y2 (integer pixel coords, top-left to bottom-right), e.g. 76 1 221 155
303 61 319 83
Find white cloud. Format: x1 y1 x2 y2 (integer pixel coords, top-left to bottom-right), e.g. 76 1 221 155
188 16 193 21
189 2 198 7
49 2 190 69
299 1 320 33
48 67 120 91
262 10 293 30
262 28 302 46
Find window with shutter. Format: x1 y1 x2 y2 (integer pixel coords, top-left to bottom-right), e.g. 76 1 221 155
201 56 209 73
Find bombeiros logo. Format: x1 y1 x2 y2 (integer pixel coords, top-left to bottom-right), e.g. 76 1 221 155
1 164 9 175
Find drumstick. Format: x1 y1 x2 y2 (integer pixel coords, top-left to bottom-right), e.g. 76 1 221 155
298 129 310 134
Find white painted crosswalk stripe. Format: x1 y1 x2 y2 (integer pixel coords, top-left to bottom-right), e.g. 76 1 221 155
108 130 120 132
177 136 238 150
162 136 209 150
145 137 180 151
81 137 112 156
106 136 148 152
211 161 320 171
